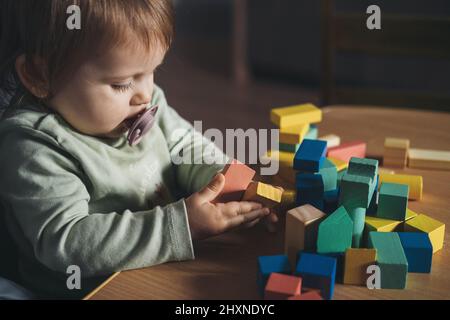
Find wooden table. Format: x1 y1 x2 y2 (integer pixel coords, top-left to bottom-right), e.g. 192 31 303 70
86 106 450 300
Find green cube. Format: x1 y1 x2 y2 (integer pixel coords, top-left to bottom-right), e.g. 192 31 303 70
376 183 409 221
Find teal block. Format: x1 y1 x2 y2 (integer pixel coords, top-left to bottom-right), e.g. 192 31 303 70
339 174 372 209
336 169 347 188
347 157 378 180
305 125 318 140
347 157 378 201
319 158 337 192
376 183 409 220
347 207 366 248
368 232 408 289
317 206 353 254
279 142 300 153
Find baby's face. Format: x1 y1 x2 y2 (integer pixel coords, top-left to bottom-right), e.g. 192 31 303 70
47 42 166 138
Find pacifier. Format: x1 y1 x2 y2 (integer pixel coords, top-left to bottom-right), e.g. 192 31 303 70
126 105 159 146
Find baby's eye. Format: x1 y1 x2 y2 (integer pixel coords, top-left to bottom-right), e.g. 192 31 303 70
111 82 133 93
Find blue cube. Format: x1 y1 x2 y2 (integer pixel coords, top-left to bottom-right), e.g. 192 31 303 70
257 255 291 296
398 232 433 273
293 139 327 172
295 252 337 300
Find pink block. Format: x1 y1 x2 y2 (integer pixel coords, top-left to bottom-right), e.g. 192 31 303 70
264 273 302 300
327 141 366 163
213 159 256 203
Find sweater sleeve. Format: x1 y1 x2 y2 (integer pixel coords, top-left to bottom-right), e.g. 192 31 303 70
0 129 195 277
153 85 229 194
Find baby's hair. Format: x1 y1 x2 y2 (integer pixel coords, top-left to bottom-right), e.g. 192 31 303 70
0 0 174 110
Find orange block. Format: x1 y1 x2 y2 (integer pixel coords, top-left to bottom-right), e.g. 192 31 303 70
214 159 255 203
264 273 302 300
327 141 367 163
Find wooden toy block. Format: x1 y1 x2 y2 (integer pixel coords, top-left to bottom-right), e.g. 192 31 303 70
243 181 283 208
348 207 367 248
270 103 322 128
378 173 423 201
293 139 327 172
317 206 353 254
336 169 347 188
214 159 255 203
257 255 291 296
368 232 408 289
319 158 337 192
376 182 409 221
324 189 339 214
323 252 345 283
295 252 337 300
284 204 326 270
364 215 402 246
367 175 379 216
339 174 372 209
404 214 445 253
347 157 379 182
408 148 450 171
295 173 324 210
405 208 418 221
305 125 318 140
327 141 367 163
383 138 410 168
279 123 310 145
319 134 341 148
398 233 433 273
327 156 348 172
279 142 300 153
262 150 295 168
264 273 302 300
343 248 377 285
287 291 323 300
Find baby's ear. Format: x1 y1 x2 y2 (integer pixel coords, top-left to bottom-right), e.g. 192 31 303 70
15 54 49 98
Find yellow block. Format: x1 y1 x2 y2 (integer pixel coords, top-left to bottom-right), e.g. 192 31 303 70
378 173 423 201
279 123 310 144
404 214 445 253
243 181 283 208
327 156 348 172
405 208 418 222
364 216 402 246
285 204 326 270
384 137 410 149
262 150 295 168
318 134 341 148
270 103 322 128
343 248 377 286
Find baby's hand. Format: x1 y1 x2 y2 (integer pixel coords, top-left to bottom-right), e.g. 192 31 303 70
185 173 271 240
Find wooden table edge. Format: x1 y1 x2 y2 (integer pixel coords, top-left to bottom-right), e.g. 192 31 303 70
82 272 121 300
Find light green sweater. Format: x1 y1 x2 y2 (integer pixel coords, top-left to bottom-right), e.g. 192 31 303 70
0 85 227 299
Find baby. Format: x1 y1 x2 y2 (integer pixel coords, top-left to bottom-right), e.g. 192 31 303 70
0 0 277 299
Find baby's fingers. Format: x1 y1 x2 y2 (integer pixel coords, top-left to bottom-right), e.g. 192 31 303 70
226 208 270 230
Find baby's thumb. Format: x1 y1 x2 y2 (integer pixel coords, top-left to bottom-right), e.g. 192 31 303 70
198 173 225 202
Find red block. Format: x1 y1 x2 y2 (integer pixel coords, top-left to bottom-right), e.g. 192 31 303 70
287 291 323 300
213 159 256 203
327 141 367 163
264 273 302 300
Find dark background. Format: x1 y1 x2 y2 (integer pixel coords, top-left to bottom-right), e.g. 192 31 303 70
157 0 450 131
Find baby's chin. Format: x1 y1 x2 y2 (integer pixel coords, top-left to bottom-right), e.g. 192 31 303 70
96 123 129 139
